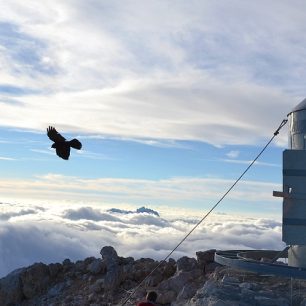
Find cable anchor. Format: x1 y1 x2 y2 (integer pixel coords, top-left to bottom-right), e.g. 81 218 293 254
274 119 288 136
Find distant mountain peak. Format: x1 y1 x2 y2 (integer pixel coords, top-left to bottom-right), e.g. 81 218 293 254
136 206 159 216
107 206 159 217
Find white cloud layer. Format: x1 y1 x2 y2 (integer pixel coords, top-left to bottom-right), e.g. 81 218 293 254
0 0 302 146
0 201 284 278
0 173 281 206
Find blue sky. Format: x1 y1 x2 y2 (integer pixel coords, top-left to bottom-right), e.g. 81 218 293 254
0 0 305 275
0 126 284 215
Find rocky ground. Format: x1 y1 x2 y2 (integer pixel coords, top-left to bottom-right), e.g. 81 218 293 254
1 246 306 305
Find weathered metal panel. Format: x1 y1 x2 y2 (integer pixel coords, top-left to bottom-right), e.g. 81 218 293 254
288 107 306 149
282 150 306 244
283 199 306 219
283 150 306 171
283 225 306 244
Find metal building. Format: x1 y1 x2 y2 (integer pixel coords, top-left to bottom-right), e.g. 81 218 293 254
275 98 306 267
215 99 306 277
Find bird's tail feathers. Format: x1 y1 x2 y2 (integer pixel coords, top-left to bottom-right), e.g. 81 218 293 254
69 139 82 150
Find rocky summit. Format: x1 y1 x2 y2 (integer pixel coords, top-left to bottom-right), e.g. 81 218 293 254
1 246 306 305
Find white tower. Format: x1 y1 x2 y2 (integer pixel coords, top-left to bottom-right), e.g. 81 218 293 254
278 98 306 267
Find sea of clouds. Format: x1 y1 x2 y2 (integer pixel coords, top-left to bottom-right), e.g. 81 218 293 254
0 201 285 278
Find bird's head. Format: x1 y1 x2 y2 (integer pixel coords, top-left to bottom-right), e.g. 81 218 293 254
51 143 56 149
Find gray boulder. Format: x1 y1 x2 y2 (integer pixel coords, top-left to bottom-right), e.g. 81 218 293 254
100 245 122 292
177 256 198 272
196 249 216 267
48 263 62 277
100 245 118 262
87 258 106 275
177 283 198 301
21 262 51 299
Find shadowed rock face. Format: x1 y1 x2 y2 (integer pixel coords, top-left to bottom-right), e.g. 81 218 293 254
0 247 301 305
0 268 25 305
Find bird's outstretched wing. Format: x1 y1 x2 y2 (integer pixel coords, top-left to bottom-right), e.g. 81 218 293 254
47 126 66 142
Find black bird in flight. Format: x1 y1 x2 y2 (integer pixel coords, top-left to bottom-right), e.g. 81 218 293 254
47 126 82 160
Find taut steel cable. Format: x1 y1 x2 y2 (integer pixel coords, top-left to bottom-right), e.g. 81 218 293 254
121 119 288 305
